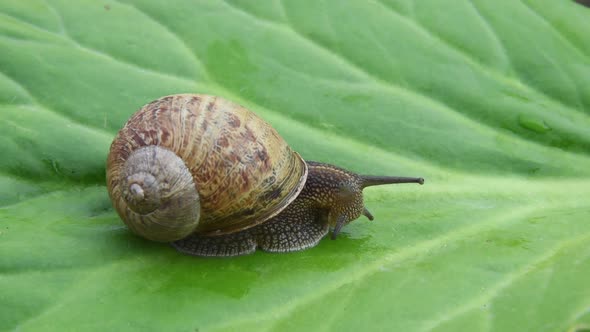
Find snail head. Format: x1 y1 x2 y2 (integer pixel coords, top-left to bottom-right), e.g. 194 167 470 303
306 162 424 240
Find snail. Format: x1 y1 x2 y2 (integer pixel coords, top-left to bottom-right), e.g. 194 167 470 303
106 94 424 257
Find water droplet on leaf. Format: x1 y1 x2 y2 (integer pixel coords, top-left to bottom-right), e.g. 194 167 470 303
518 114 551 133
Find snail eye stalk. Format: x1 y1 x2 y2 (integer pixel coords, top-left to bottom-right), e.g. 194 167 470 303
361 176 424 188
331 215 347 240
362 207 374 221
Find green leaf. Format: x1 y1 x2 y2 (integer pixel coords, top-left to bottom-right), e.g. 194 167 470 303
1 0 589 331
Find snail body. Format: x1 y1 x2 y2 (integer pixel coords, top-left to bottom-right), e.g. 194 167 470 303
107 94 424 257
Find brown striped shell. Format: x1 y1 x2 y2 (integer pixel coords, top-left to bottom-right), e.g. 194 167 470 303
106 94 308 242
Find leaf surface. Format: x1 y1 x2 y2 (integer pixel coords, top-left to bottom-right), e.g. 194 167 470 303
1 1 589 331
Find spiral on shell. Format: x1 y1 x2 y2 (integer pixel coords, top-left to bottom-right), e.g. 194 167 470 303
106 94 308 242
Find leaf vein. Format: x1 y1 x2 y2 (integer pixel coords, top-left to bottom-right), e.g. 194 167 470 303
466 0 511 69
419 232 590 332
113 0 211 80
207 205 543 330
374 0 586 118
519 0 590 60
216 0 590 161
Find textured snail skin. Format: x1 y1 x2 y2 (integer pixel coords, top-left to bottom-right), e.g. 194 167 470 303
172 162 359 256
172 162 424 257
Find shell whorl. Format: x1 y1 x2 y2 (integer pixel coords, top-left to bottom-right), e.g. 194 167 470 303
113 146 200 242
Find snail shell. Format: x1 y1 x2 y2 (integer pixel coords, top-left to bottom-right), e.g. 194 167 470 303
106 94 308 242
